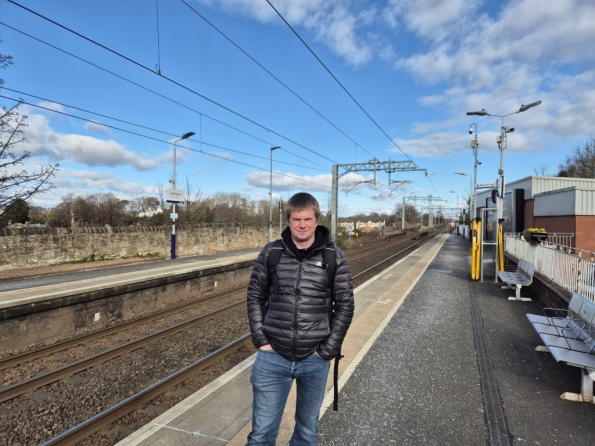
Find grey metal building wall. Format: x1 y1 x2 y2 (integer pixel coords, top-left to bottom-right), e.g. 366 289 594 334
534 187 595 216
476 176 595 207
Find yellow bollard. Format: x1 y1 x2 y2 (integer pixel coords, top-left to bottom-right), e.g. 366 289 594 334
474 220 482 280
497 222 505 272
471 220 477 280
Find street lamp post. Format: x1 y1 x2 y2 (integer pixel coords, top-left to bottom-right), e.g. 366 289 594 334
269 146 281 242
449 190 458 220
469 123 479 222
455 171 473 238
466 101 542 225
454 171 473 214
171 131 195 260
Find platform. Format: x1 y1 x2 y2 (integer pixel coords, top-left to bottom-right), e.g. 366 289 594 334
0 250 260 312
118 233 595 445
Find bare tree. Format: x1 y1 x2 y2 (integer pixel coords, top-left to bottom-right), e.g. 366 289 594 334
393 203 420 228
533 163 550 176
558 137 595 178
181 174 205 224
1 49 59 211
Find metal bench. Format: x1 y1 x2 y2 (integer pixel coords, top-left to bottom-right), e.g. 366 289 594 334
497 258 535 301
526 292 595 403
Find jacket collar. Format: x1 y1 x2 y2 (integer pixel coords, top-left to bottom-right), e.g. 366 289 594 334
281 225 330 260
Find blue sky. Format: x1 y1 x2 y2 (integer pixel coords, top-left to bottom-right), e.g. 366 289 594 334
1 0 594 218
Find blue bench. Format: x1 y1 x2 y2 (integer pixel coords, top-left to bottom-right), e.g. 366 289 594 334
497 258 535 301
527 292 595 403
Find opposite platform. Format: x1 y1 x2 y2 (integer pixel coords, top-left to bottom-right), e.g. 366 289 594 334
0 250 259 312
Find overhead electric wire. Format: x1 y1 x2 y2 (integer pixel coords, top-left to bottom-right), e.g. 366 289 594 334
265 0 415 165
1 94 333 191
5 0 339 166
179 0 376 160
0 22 276 148
0 21 327 171
264 1 441 198
0 90 327 173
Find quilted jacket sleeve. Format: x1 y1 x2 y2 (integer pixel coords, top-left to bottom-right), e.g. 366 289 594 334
246 243 272 349
316 247 355 360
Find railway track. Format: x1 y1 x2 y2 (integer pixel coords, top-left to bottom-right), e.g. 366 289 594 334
0 229 442 445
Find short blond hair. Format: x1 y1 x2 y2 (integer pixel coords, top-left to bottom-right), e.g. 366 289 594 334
285 192 320 221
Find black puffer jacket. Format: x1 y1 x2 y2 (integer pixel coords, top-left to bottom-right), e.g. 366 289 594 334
247 226 354 361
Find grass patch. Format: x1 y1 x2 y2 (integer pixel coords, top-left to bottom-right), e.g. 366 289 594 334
121 252 161 259
63 252 161 265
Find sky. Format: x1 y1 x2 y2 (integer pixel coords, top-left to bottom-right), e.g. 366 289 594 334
1 0 594 219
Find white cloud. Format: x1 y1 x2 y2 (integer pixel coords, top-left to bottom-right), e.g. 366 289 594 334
198 0 376 66
18 112 158 171
37 101 66 114
245 170 330 192
397 0 595 90
84 120 111 135
23 166 158 208
384 0 477 42
243 169 398 195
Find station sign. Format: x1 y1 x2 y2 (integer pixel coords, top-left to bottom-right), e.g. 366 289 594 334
166 189 186 204
475 183 496 189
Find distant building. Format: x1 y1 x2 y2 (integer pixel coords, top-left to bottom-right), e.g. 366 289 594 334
338 220 385 233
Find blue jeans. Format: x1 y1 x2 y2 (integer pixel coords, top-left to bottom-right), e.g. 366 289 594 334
247 349 331 446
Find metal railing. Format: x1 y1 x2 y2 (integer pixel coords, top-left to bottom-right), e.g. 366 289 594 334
504 234 595 302
507 232 576 249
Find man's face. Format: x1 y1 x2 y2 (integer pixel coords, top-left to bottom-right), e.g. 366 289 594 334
289 208 318 248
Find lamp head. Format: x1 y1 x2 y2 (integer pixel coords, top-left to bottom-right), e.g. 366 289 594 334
519 100 542 112
181 131 195 140
466 109 488 116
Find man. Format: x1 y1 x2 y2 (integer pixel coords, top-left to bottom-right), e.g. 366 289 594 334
246 192 355 445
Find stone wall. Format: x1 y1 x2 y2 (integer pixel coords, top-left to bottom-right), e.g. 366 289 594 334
0 223 268 270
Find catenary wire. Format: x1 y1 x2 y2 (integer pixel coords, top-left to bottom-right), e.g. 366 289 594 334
0 23 274 148
263 1 440 198
265 0 414 164
1 95 332 190
5 1 339 166
1 91 327 173
0 21 328 171
3 6 423 199
179 0 376 160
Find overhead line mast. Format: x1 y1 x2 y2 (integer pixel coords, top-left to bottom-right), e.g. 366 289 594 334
330 158 426 240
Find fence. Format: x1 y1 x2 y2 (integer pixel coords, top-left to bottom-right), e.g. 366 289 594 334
504 233 595 302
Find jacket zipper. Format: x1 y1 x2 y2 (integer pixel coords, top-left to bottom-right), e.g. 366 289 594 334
291 260 303 359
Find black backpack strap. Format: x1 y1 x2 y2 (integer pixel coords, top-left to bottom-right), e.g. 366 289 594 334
322 246 336 290
333 349 344 411
321 244 343 411
267 240 284 299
